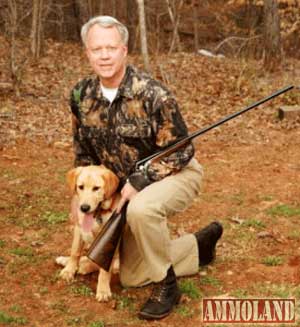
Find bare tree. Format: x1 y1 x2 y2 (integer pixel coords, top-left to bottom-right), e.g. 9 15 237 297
126 0 138 52
31 0 44 59
263 0 282 70
73 0 103 31
0 0 32 96
192 0 199 52
111 0 117 17
3 0 31 96
165 0 183 54
87 0 96 16
136 0 150 71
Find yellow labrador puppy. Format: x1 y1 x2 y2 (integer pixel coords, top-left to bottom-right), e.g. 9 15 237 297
56 165 120 302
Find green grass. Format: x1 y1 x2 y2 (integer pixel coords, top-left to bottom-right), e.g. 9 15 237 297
175 305 194 317
56 167 68 183
39 287 49 295
9 247 34 257
230 192 245 206
249 282 291 298
88 321 105 327
70 284 94 297
115 294 134 311
9 305 22 313
242 219 266 229
1 168 17 180
266 204 300 217
258 284 291 298
41 211 68 225
292 286 300 298
259 195 274 201
200 276 221 287
262 256 283 266
288 230 300 240
66 317 83 326
231 228 255 243
50 300 70 313
179 279 202 299
0 310 28 325
230 288 249 298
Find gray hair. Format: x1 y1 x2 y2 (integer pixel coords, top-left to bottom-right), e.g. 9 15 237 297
81 16 129 47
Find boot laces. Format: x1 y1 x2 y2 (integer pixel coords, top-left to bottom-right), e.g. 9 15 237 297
150 280 169 303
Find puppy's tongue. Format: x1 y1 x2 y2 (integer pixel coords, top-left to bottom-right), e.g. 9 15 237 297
82 213 94 233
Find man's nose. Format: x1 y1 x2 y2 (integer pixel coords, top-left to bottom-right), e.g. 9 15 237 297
100 48 110 58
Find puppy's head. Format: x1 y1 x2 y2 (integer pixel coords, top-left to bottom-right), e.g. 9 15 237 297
67 165 119 214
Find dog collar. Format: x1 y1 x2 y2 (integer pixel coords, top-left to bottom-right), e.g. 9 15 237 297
95 216 103 225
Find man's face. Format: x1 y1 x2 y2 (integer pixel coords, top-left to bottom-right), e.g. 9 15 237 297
85 24 128 87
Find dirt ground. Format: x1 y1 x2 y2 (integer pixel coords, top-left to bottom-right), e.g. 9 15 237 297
1 42 300 326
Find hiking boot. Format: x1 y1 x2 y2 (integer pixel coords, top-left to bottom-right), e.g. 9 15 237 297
139 266 181 320
195 221 223 265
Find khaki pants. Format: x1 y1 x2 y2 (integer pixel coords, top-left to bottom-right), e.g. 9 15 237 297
119 158 203 287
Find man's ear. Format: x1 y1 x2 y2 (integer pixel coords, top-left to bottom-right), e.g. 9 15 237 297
100 166 119 199
66 167 82 193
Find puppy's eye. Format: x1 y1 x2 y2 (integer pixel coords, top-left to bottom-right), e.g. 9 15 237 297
78 185 84 190
93 186 100 192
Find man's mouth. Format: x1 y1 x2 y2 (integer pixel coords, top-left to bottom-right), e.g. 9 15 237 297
99 64 112 70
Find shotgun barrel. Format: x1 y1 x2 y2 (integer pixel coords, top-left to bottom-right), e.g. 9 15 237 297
135 85 294 171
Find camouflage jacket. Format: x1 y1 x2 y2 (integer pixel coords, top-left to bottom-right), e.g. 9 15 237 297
70 65 194 191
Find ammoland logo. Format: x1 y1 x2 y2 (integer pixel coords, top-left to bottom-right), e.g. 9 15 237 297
202 298 295 324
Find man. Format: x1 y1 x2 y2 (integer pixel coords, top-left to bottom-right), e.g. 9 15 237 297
70 15 223 320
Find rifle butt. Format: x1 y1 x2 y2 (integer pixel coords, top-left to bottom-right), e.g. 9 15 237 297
87 205 127 272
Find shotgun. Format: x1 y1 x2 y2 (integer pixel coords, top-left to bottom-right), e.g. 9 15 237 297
87 85 294 271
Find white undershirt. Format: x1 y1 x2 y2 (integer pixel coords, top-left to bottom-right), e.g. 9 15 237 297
100 84 118 103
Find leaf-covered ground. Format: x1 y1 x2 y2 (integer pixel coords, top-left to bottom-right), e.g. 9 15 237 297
1 39 300 326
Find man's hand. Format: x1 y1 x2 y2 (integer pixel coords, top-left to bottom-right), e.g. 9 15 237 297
116 182 138 213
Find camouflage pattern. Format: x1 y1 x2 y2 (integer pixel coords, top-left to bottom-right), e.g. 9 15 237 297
70 65 194 190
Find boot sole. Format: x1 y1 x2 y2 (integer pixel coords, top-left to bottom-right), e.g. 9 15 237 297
138 292 182 320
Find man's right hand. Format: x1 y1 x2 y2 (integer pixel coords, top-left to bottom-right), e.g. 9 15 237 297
116 182 138 213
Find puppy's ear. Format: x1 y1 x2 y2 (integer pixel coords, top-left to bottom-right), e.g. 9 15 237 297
66 167 82 193
100 166 119 199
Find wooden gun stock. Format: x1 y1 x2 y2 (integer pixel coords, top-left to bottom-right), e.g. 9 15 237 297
87 204 127 271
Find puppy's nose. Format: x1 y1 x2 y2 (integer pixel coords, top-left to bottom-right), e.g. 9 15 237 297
80 204 91 213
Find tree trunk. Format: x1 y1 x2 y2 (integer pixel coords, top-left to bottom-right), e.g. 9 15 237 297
165 0 183 54
112 0 117 17
31 0 44 59
72 0 81 39
127 0 137 52
87 0 96 17
192 0 199 52
263 0 282 71
136 0 150 72
8 0 21 96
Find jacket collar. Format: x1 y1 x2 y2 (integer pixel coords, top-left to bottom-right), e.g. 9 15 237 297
92 65 136 101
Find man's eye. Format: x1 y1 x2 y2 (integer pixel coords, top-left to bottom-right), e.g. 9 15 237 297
93 186 100 192
78 185 84 190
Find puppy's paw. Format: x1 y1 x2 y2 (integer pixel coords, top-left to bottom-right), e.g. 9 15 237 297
96 286 112 302
59 266 76 283
78 256 99 275
55 256 69 267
